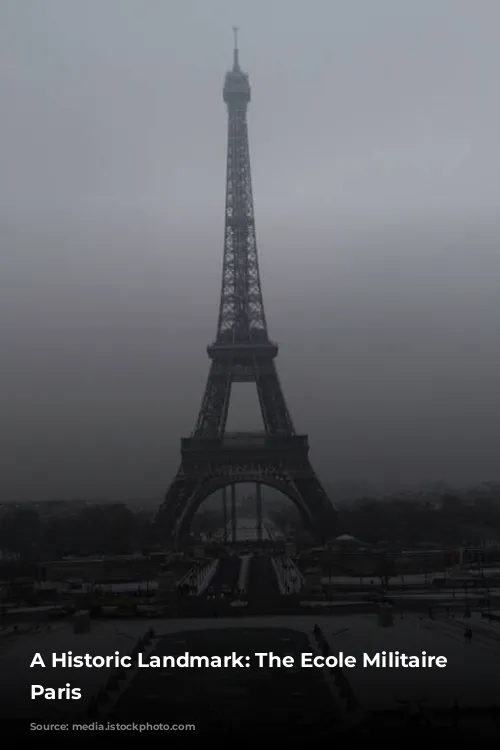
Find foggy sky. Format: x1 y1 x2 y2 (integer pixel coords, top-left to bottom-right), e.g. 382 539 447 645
1 0 499 503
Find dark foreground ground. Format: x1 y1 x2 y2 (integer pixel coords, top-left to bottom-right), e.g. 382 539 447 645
111 627 336 735
6 620 500 743
4 552 500 742
98 625 500 742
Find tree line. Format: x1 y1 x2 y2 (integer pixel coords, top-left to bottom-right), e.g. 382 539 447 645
1 491 500 560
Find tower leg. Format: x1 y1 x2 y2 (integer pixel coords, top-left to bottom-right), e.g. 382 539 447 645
231 484 237 544
256 483 262 543
222 487 228 544
293 471 338 543
154 471 197 547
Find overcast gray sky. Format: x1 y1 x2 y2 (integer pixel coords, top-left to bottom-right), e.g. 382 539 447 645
1 0 499 503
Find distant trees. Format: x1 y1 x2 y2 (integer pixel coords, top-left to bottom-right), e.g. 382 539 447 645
2 486 500 560
190 509 224 538
339 493 500 547
0 503 146 560
0 507 41 558
267 506 301 535
67 504 137 556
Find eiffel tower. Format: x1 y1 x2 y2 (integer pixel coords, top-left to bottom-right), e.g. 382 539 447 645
156 31 338 545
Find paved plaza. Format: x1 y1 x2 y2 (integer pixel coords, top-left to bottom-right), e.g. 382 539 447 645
111 627 336 732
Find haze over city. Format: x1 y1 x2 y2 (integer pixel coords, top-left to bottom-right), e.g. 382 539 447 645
1 0 499 502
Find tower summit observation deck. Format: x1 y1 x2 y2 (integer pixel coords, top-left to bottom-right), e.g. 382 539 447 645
223 27 251 102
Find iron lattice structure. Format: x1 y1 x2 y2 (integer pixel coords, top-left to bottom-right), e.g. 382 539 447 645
156 35 338 544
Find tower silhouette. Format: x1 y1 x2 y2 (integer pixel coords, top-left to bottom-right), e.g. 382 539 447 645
156 33 338 544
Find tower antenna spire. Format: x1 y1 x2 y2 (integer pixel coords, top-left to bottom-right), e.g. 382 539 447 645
232 26 239 69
